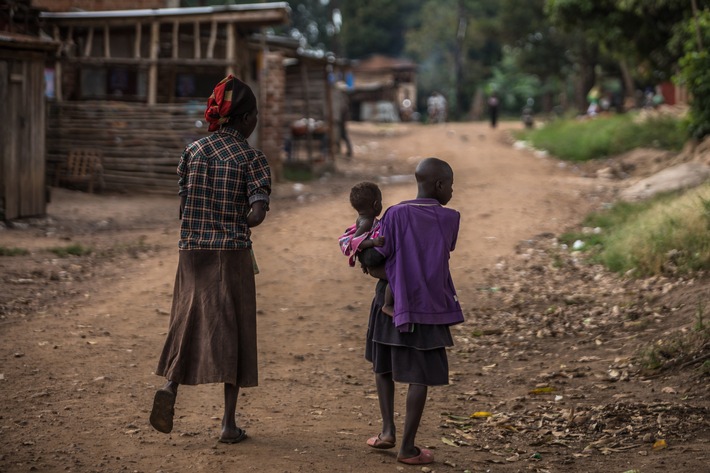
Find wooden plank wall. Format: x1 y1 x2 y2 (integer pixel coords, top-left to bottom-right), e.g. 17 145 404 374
0 60 9 219
0 55 47 220
47 101 210 193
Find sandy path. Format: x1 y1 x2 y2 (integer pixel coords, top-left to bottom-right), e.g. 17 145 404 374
1 122 606 472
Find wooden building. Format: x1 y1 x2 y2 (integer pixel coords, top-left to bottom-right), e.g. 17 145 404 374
1 2 57 220
253 33 349 167
349 54 417 122
38 4 290 192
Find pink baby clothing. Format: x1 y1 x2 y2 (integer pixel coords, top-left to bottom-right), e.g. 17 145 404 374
338 219 381 267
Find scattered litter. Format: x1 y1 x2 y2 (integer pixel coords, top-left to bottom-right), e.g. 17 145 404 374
652 439 668 450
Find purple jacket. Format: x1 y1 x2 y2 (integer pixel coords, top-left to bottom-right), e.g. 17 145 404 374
375 198 464 331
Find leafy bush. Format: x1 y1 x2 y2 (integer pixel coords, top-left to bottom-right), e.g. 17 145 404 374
674 10 710 141
0 246 29 256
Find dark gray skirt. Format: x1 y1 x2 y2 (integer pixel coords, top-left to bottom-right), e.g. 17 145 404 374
365 280 453 386
155 249 258 387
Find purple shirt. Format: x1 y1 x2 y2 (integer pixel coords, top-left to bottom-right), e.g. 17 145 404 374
375 198 464 331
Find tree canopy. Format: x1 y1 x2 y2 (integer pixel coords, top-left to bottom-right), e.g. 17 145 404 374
195 0 710 137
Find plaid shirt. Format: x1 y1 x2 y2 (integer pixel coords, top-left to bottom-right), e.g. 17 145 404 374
177 127 271 250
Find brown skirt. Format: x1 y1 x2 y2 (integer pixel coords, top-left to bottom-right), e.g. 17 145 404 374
155 249 258 387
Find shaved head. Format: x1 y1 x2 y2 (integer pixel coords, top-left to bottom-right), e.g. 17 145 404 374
415 157 454 205
415 157 453 183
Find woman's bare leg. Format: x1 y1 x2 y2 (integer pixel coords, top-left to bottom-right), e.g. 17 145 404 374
220 383 246 443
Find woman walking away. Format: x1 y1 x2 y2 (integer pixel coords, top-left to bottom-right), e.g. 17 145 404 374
150 74 271 444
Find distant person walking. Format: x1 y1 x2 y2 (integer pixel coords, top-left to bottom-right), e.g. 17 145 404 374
487 93 499 128
339 93 353 157
427 92 447 124
150 74 271 444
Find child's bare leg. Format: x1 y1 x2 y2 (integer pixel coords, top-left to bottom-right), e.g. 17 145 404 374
367 372 396 448
150 380 178 433
219 383 247 443
381 283 394 316
398 384 428 460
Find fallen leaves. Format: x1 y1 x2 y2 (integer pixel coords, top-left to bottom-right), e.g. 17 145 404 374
440 401 707 461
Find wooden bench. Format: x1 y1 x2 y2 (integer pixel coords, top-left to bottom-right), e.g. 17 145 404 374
55 149 104 193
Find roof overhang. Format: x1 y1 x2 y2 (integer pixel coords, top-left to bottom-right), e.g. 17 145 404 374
39 3 290 27
0 31 58 52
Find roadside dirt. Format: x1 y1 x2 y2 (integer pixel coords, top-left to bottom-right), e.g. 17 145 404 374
1 121 708 473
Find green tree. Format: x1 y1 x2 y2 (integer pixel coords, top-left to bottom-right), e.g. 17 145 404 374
339 0 426 59
546 0 710 109
674 8 710 139
405 0 501 119
487 48 542 113
497 0 574 112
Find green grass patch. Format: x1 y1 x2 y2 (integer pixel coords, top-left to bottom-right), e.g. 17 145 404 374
0 246 29 256
562 184 710 277
48 243 92 258
520 112 687 161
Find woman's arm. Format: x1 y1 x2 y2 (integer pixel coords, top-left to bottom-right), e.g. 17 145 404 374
247 201 267 228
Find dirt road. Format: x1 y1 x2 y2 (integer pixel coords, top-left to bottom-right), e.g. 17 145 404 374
1 122 708 472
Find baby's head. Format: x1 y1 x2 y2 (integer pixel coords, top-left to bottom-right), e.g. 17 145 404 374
350 181 383 217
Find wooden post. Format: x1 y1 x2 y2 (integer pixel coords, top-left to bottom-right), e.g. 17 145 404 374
207 20 217 59
53 25 63 101
84 27 94 57
300 60 313 163
172 21 179 59
148 21 159 105
103 24 110 58
134 23 142 58
324 66 334 161
225 22 235 77
193 21 201 59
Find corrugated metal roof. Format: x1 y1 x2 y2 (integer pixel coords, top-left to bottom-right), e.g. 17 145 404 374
39 3 290 20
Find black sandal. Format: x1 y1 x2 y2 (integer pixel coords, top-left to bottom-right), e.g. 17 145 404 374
149 388 176 434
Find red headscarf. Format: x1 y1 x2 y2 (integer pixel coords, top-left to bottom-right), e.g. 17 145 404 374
204 74 257 132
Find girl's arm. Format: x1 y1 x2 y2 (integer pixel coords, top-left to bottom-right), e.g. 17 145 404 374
357 235 384 250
